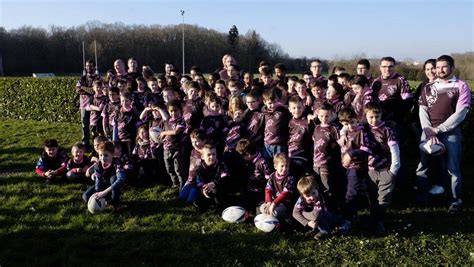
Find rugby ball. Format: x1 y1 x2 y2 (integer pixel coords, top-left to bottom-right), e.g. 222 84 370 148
419 140 446 156
88 197 107 214
221 206 248 223
254 213 280 233
149 126 163 144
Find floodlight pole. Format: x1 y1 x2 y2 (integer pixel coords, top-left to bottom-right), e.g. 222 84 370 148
94 40 99 75
180 10 185 74
82 41 86 76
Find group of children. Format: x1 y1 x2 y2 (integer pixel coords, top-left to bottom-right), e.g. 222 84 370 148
36 58 410 239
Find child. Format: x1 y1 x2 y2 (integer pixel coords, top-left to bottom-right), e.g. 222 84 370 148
86 135 109 178
288 96 312 178
312 103 341 212
102 86 121 140
188 129 208 180
287 76 298 97
182 81 205 134
35 139 69 183
310 80 326 113
228 80 245 100
236 139 271 212
364 102 400 234
87 80 108 139
162 87 178 105
117 92 140 156
325 82 346 115
66 142 91 182
295 79 313 109
242 72 253 94
259 153 295 222
208 72 220 90
349 75 374 121
275 81 289 106
200 96 229 156
303 71 314 88
337 108 370 225
261 88 291 163
242 89 265 150
292 175 350 239
160 99 187 188
214 80 229 111
82 141 126 212
132 77 150 114
224 103 246 152
260 68 273 88
180 144 230 211
132 125 154 184
145 77 164 108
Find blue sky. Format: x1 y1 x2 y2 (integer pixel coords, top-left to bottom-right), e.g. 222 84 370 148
1 0 473 60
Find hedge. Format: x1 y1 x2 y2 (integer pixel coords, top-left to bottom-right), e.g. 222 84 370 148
0 77 80 122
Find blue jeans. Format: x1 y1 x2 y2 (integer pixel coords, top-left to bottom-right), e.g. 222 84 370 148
80 109 91 145
179 185 199 203
416 127 463 203
82 175 121 205
263 144 287 163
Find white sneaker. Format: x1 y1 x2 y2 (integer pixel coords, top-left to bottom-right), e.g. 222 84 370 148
429 185 445 195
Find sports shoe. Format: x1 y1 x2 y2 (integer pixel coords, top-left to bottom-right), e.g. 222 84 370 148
339 220 351 234
374 221 386 235
448 200 462 214
314 227 330 240
429 185 445 195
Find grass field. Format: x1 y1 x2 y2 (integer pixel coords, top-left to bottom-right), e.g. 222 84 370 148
0 118 473 266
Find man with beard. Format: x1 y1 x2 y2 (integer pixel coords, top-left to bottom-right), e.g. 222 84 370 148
75 60 101 149
416 55 471 213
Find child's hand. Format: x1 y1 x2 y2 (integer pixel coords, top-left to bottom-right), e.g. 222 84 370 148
342 153 352 168
159 132 167 138
307 114 315 122
92 191 106 199
268 202 276 216
91 156 99 162
307 220 316 229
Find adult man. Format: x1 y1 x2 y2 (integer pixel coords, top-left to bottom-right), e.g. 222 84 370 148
164 61 175 77
356 59 374 86
310 59 326 81
371 57 413 124
75 60 100 149
126 57 141 91
416 55 471 213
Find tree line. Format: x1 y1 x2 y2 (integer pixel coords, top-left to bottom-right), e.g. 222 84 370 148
0 21 472 80
0 21 305 76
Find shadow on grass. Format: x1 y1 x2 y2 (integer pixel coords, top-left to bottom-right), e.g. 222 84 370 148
0 228 295 266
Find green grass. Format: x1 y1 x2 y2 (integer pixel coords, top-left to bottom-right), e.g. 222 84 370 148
0 118 473 266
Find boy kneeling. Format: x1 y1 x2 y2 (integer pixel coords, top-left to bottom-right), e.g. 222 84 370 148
293 175 350 240
82 141 126 212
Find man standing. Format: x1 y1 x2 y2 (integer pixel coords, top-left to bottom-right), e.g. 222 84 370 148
310 59 326 81
372 57 413 124
356 59 374 86
75 60 100 149
416 55 471 213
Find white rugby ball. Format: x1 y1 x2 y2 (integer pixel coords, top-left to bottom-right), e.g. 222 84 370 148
222 206 248 223
419 140 446 156
88 197 107 214
254 213 280 232
149 126 163 144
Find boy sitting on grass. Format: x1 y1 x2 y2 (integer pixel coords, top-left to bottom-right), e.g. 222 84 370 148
35 139 69 184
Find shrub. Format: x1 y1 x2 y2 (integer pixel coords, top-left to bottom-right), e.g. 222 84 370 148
0 77 80 122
